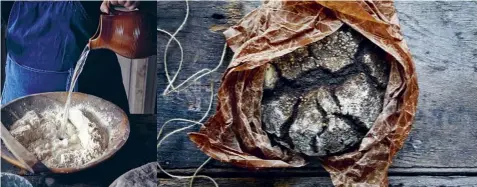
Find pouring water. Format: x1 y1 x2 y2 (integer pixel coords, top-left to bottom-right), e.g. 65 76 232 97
61 45 90 126
61 10 154 126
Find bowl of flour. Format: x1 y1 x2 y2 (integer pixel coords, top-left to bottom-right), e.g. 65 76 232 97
0 92 130 173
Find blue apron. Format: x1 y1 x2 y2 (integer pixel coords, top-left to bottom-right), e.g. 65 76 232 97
2 2 129 113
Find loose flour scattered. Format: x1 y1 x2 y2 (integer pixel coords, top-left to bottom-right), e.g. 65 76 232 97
10 106 107 168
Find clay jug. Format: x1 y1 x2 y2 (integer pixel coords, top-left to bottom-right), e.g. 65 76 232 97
89 9 155 59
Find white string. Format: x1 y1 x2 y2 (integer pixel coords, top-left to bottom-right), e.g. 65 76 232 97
157 0 227 96
157 30 227 95
157 83 218 187
157 0 229 186
157 28 184 94
161 0 189 94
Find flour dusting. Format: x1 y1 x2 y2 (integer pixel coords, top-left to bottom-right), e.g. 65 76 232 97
10 106 108 168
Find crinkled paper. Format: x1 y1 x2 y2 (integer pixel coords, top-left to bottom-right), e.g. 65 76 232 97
189 1 419 186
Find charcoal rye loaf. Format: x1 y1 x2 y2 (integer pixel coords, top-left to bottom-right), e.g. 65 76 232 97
261 26 390 157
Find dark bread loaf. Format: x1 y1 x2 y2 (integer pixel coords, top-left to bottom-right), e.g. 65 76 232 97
261 26 390 157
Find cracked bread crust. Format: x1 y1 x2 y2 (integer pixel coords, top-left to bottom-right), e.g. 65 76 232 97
261 26 390 157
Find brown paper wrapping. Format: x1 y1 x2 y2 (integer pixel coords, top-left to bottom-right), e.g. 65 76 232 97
188 1 419 186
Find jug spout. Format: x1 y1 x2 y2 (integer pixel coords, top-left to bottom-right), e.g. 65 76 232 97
87 13 115 51
88 11 156 59
88 29 102 50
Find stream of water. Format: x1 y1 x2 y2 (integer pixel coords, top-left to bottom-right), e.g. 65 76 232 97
61 45 91 126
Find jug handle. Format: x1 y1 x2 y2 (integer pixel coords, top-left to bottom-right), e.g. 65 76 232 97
88 6 139 50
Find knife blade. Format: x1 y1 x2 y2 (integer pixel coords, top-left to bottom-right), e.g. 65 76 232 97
0 122 38 173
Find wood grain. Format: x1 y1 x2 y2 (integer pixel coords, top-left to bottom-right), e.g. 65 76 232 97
156 2 244 170
159 176 477 187
158 167 477 178
156 0 262 169
393 1 477 168
156 1 477 172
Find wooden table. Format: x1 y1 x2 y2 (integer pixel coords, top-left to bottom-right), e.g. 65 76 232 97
1 115 156 187
157 1 477 186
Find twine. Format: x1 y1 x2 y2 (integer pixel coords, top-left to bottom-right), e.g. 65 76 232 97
157 84 218 187
157 0 227 186
158 0 226 96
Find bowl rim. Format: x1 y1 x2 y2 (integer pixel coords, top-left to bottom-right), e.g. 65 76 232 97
0 172 33 187
0 91 130 174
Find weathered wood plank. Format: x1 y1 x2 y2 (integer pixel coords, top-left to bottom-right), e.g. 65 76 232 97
158 167 477 178
158 176 477 187
157 1 261 123
393 1 477 168
157 1 252 169
156 1 477 171
1 114 157 187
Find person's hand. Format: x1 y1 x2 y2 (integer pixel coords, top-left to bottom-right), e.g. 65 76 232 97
100 0 140 14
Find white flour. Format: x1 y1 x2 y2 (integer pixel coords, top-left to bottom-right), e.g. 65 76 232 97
10 106 107 168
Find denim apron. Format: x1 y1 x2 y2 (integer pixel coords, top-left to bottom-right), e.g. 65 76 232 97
2 2 129 113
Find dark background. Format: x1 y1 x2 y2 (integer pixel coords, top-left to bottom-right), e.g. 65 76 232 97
0 1 157 186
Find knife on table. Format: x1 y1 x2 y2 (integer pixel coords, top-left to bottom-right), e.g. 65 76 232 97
0 122 38 173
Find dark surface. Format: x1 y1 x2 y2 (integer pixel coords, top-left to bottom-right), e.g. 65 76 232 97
1 115 156 187
157 1 477 186
1 13 5 95
109 162 157 187
261 27 389 157
158 176 477 187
